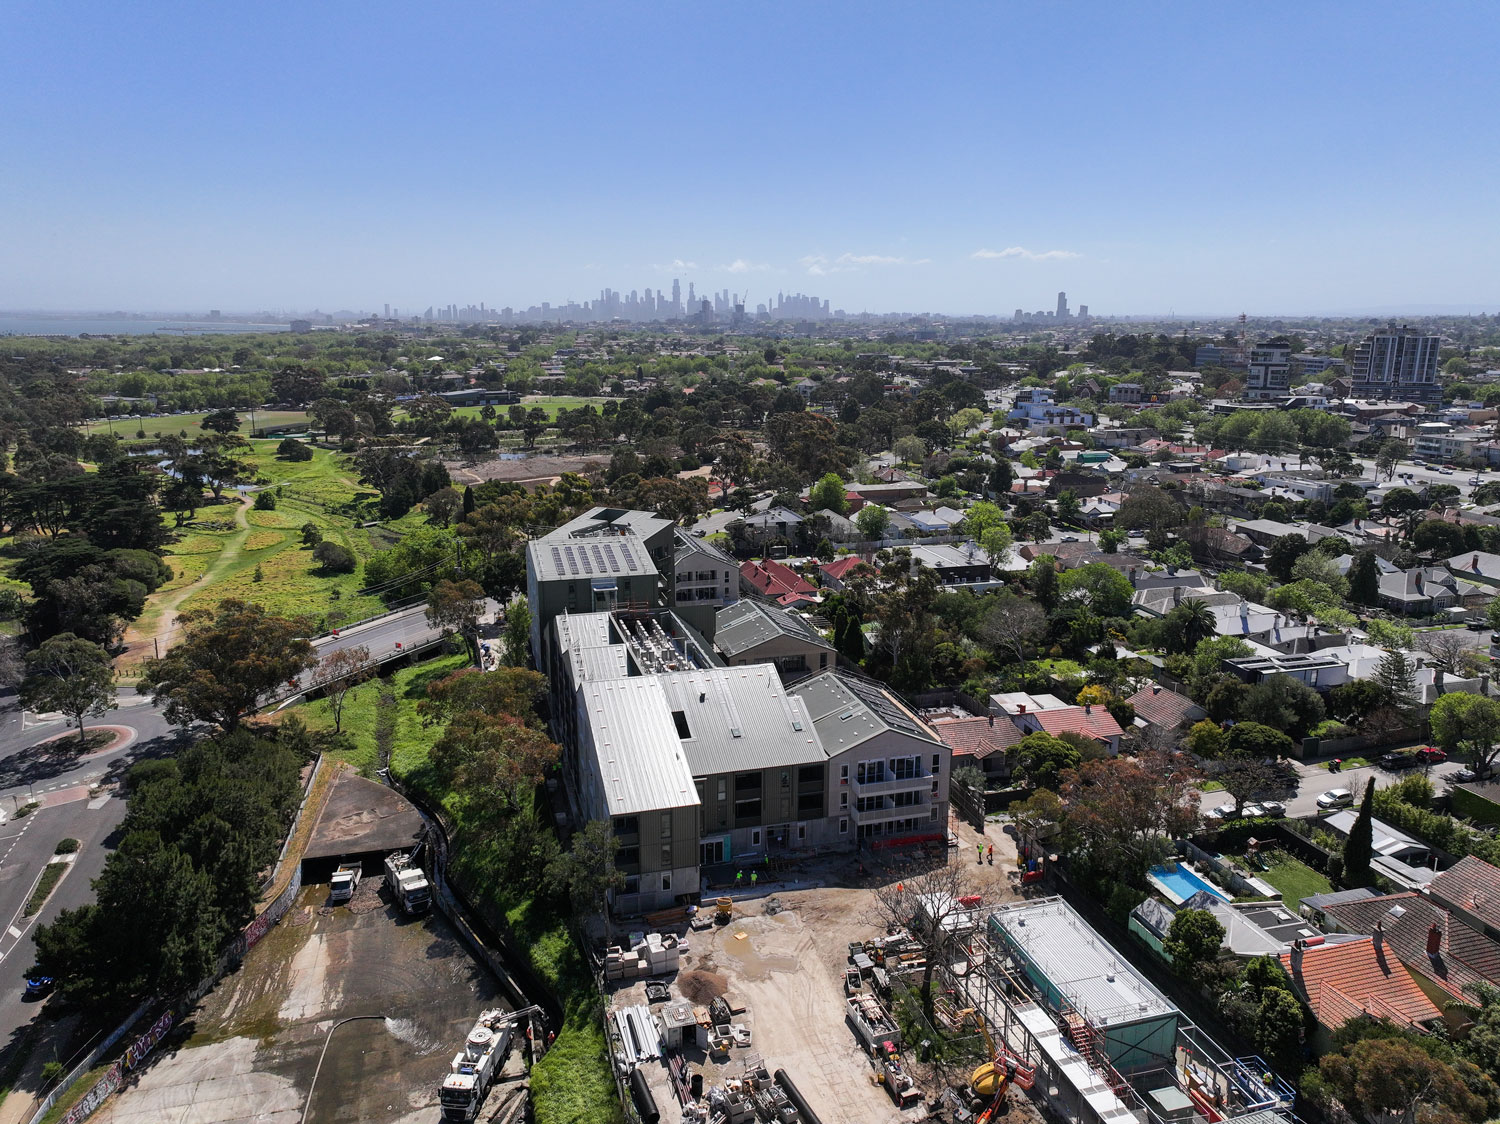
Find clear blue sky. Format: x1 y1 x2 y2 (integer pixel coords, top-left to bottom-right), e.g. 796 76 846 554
4 1 1498 317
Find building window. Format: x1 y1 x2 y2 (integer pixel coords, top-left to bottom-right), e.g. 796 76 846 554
798 765 823 785
661 872 671 892
624 875 639 894
839 818 848 835
751 829 761 846
932 754 941 773
735 772 761 793
661 844 673 867
840 764 849 784
840 792 848 809
930 807 940 821
660 812 672 840
672 711 691 738
717 779 727 801
797 824 807 841
614 816 639 837
798 792 822 813
932 778 939 794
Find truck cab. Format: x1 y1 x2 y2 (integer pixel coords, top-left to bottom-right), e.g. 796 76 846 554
330 862 362 903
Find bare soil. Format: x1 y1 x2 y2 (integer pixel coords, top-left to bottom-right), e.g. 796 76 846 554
445 452 606 487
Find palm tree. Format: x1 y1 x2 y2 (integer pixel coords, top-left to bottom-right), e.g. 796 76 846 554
1180 597 1217 650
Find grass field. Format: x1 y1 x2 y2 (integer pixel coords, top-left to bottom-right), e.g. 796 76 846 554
81 409 311 438
1259 853 1333 909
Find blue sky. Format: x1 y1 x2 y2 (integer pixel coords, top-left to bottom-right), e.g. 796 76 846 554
4 1 1497 316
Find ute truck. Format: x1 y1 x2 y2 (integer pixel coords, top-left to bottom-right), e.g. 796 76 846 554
330 861 361 903
384 849 431 914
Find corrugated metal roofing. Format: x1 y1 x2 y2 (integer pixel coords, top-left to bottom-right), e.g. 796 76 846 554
713 600 831 658
991 898 1177 1026
656 665 824 775
790 671 940 755
584 678 699 817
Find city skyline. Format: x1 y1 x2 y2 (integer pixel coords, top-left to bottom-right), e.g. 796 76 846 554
4 3 1500 315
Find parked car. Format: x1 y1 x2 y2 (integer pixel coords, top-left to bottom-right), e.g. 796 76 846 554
1380 750 1421 769
1255 801 1286 818
1469 477 1483 487
1208 802 1240 820
1454 766 1478 783
1416 746 1447 764
1438 466 1455 475
23 973 54 1001
1317 788 1354 809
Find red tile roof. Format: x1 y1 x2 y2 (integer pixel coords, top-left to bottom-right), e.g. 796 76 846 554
1126 684 1205 731
1280 938 1443 1031
1032 705 1124 743
740 559 817 599
820 556 871 581
929 716 1024 761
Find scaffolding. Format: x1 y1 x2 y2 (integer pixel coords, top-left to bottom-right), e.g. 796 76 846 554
931 899 1298 1124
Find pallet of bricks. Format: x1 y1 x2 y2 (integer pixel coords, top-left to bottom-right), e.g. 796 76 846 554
604 932 682 980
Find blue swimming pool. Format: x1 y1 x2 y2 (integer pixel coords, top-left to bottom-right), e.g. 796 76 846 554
1149 863 1232 905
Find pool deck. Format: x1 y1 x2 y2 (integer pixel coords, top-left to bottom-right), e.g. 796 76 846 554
1148 865 1232 906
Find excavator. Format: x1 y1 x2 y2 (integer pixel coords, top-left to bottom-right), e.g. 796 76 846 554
955 1007 1028 1122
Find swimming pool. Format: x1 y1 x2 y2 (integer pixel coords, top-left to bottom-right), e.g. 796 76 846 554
1149 863 1232 905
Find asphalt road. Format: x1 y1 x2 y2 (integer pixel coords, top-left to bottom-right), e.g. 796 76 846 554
1198 755 1469 820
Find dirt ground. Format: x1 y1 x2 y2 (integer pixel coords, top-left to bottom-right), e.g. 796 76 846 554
610 812 1048 1124
93 878 502 1124
445 452 605 487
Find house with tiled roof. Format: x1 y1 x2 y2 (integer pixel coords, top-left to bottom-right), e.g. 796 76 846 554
1280 937 1443 1042
1126 683 1206 739
926 713 1024 779
818 555 876 591
739 559 818 606
1430 855 1500 935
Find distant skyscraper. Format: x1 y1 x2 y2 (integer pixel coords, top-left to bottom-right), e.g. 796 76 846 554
1078 304 1089 319
671 279 681 317
383 303 390 318
1056 292 1069 319
1351 323 1441 404
1014 309 1024 321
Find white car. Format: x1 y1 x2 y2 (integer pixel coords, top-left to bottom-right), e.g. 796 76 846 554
1207 802 1239 820
1317 788 1354 809
1470 477 1482 487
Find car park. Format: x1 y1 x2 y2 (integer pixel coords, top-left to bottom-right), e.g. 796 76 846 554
1317 788 1354 809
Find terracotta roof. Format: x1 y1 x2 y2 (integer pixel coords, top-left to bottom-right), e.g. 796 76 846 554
1126 684 1205 731
1032 705 1124 743
1429 855 1500 931
929 716 1024 761
1323 893 1420 936
1280 937 1442 1031
740 559 816 598
820 556 872 581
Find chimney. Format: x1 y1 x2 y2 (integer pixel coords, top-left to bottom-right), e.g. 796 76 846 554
1173 587 1182 606
1427 923 1442 959
1017 703 1027 714
1415 571 1423 593
1435 668 1445 693
1085 704 1092 716
1152 685 1161 695
988 714 994 727
1474 555 1481 570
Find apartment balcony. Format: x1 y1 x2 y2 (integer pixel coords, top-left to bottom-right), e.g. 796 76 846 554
850 799 930 826
850 771 932 797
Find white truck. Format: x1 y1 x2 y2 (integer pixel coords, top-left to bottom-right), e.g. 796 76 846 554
440 1009 514 1121
383 849 431 914
330 861 361 903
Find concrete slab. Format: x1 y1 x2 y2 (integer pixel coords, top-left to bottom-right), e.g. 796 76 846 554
303 771 423 864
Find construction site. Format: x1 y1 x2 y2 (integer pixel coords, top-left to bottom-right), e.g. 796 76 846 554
603 876 1302 1124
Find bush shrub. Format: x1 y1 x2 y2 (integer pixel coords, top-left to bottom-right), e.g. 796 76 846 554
252 490 276 511
312 541 356 573
276 437 313 461
55 838 79 854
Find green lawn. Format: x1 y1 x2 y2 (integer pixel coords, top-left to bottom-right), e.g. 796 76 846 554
519 395 621 419
1258 853 1333 909
81 409 311 438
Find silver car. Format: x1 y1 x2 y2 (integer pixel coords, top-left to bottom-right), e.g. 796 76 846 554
1317 788 1354 809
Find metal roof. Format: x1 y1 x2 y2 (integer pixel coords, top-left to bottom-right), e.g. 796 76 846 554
713 600 831 658
656 665 825 776
989 897 1177 1026
582 677 699 817
789 670 939 755
527 533 657 582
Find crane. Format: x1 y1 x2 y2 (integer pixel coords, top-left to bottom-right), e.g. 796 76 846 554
955 1007 1016 1099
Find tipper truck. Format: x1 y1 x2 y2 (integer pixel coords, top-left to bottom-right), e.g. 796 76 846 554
330 861 361 903
440 1010 515 1121
384 849 431 914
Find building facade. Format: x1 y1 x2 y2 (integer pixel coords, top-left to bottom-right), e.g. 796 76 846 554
1351 324 1441 404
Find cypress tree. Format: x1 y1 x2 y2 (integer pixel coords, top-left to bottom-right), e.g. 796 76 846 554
1343 778 1376 888
462 484 476 518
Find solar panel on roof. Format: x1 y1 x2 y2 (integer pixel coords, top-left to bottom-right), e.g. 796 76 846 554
579 546 593 574
550 546 563 576
563 546 579 575
619 544 637 569
603 544 619 571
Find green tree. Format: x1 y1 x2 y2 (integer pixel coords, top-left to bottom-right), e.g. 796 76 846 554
1163 908 1224 977
1265 534 1312 582
200 408 240 435
547 819 625 918
426 578 486 665
855 503 890 539
1015 732 1081 790
1429 691 1500 776
1184 719 1227 758
1028 556 1059 612
1225 721 1294 759
1055 489 1081 524
808 472 848 515
1059 562 1133 617
1344 779 1376 887
1240 675 1325 738
1170 599 1217 653
312 541 356 573
300 521 323 546
502 597 532 667
893 435 926 465
1098 528 1126 553
140 600 315 730
1348 550 1381 607
1254 987 1306 1075
1374 648 1420 718
276 437 313 461
19 633 116 745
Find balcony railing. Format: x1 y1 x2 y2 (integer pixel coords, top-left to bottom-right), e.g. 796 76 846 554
851 800 930 826
851 771 932 797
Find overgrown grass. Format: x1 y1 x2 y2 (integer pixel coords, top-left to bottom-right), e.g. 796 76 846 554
79 409 311 438
24 862 67 917
1258 853 1333 910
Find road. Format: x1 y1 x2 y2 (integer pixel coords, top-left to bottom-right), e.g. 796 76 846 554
1198 755 1469 820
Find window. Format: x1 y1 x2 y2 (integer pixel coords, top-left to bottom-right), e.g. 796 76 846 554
797 824 807 841
798 765 823 785
660 812 672 840
751 829 762 846
735 798 761 821
840 792 848 809
930 807 940 821
617 846 640 869
624 875 640 894
840 764 849 784
661 872 671 892
660 844 673 867
671 711 691 738
819 652 828 668
613 817 639 837
780 770 791 789
891 790 920 808
735 772 761 793
717 779 727 801
932 754 941 773
889 756 921 780
798 792 822 813
839 818 849 835
932 778 939 794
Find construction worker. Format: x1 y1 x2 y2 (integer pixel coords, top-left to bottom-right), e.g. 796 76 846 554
751 870 758 886
735 869 743 886
987 843 994 865
977 843 984 865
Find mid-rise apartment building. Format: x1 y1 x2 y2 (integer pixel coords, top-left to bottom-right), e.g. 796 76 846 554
1351 324 1441 404
1246 343 1291 400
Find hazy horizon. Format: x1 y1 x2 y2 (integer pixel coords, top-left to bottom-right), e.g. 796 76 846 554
6 1 1499 316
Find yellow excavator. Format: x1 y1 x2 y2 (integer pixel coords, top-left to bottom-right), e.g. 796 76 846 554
955 1007 1017 1119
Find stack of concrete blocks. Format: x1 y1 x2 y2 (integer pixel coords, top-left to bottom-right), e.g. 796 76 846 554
603 945 645 980
641 932 681 976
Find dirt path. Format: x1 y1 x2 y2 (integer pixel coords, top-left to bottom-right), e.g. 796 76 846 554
122 497 251 662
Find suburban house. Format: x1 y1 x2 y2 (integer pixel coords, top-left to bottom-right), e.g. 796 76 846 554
990 691 1124 754
712 600 835 680
740 559 819 606
1126 683 1207 740
818 555 877 590
1279 937 1444 1042
924 711 1024 780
